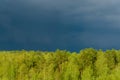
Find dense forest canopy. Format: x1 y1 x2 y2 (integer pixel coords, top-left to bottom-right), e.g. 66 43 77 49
0 48 120 80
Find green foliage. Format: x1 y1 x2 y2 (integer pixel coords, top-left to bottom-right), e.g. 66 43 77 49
0 48 120 80
105 49 117 69
81 66 94 80
95 50 109 80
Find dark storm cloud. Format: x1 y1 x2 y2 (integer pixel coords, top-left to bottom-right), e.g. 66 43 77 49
0 0 120 51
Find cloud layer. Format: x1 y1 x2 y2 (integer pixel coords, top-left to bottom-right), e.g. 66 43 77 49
0 0 120 51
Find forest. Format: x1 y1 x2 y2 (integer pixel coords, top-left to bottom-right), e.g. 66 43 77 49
0 48 120 80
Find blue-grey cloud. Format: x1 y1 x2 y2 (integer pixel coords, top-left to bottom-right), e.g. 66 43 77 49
0 0 120 51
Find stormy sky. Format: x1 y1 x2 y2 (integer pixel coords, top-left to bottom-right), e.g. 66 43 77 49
0 0 120 51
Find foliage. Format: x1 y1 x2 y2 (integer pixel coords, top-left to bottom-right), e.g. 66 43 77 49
0 48 120 80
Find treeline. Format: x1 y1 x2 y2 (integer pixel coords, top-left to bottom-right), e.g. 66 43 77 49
0 48 120 80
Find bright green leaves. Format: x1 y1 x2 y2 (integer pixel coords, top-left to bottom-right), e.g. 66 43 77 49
79 48 97 67
81 66 94 80
95 50 109 80
105 49 117 69
0 48 120 80
63 53 80 80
